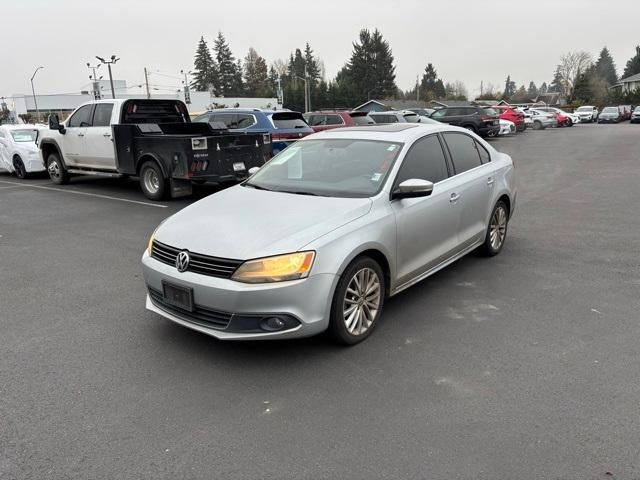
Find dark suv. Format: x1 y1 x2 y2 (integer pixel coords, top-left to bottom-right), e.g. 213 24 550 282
430 106 500 137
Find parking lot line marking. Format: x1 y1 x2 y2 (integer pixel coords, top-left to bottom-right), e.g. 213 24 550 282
0 180 168 208
0 185 23 190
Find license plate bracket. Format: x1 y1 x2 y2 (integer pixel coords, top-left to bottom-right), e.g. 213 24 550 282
162 281 194 312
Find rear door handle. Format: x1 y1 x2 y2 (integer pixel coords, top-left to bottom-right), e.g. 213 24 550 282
450 193 461 203
103 133 111 137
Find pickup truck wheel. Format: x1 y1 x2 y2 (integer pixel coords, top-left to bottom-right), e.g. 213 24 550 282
139 161 166 200
47 153 69 185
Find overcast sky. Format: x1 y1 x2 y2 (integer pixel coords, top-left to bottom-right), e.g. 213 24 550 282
3 0 639 100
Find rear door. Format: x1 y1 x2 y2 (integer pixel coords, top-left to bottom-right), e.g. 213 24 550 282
63 104 94 166
391 134 459 285
84 102 116 170
442 132 494 247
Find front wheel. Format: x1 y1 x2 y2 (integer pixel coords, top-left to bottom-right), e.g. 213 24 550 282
329 257 385 345
481 200 509 256
46 152 69 185
139 161 167 200
532 121 543 130
13 156 27 179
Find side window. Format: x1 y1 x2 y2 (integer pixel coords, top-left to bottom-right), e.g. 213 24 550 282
213 114 236 128
236 114 255 129
307 115 324 126
443 132 482 174
92 103 114 127
475 140 490 164
68 105 93 128
431 109 447 118
325 115 343 125
394 135 449 186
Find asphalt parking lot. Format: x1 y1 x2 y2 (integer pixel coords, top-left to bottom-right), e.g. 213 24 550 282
1 124 639 479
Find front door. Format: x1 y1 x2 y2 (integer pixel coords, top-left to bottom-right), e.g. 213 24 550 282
63 104 93 166
391 134 459 286
84 102 115 169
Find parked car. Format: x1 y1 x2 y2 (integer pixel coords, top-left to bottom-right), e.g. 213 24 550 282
304 111 375 132
491 105 526 131
598 106 622 123
535 107 578 127
40 99 271 200
515 107 533 127
408 108 436 117
527 108 558 129
142 123 516 344
497 119 516 136
429 106 500 137
574 105 599 123
630 106 640 123
0 124 46 178
619 105 632 121
369 110 436 124
194 108 314 154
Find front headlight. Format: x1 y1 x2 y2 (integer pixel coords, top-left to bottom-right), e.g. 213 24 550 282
231 251 315 283
146 231 155 255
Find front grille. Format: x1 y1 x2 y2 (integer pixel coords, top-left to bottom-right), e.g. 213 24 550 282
148 287 232 329
151 240 243 279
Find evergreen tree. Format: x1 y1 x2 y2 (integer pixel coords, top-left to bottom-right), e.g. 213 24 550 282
503 75 516 98
548 66 564 95
192 36 218 92
244 48 269 97
343 28 397 102
539 82 548 94
232 58 244 96
433 79 446 99
594 47 618 85
622 45 640 79
214 31 240 96
527 81 538 96
303 43 320 83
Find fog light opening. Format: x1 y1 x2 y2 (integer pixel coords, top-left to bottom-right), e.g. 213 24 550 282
261 316 285 332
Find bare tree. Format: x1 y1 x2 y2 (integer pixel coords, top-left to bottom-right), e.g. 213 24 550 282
271 58 288 77
558 51 593 99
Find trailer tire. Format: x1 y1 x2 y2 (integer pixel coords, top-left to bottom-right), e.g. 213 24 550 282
139 160 167 200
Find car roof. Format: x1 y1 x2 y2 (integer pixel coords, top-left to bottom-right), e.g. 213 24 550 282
304 123 458 143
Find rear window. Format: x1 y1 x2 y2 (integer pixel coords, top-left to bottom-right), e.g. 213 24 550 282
481 108 498 116
121 100 189 124
403 113 421 123
349 113 375 125
371 114 397 124
271 112 308 129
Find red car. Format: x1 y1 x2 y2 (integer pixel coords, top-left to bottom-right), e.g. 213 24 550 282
304 111 375 132
491 105 526 131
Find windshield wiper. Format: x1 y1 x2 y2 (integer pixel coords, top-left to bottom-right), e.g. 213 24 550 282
243 183 272 191
275 189 320 196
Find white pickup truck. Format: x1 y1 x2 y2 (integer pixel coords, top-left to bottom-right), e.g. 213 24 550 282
39 99 271 200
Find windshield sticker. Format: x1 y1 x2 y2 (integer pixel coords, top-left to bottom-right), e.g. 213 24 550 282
387 144 398 152
371 173 382 182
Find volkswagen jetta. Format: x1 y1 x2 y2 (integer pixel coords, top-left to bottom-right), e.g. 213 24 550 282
142 124 516 344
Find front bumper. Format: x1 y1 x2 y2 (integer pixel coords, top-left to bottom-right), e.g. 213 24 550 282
142 253 337 340
24 155 46 173
598 117 619 123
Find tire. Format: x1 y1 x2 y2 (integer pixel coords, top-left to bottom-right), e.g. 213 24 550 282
481 200 509 256
329 256 385 345
533 120 543 130
46 152 69 185
13 156 28 179
565 119 573 127
139 160 167 200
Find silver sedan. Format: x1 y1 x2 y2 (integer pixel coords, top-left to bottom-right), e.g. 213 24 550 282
142 123 516 344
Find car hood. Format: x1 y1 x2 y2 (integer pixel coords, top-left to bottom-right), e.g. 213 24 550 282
155 185 373 260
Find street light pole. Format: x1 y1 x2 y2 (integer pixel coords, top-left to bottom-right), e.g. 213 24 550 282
86 62 102 100
96 55 120 99
30 66 44 122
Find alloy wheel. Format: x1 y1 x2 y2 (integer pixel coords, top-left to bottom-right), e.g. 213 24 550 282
48 160 60 180
490 205 507 251
143 168 160 194
342 267 381 336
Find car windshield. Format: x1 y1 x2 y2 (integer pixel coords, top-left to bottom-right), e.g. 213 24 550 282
634 107 640 113
576 106 592 112
403 114 421 123
11 129 38 142
602 107 618 113
244 139 403 198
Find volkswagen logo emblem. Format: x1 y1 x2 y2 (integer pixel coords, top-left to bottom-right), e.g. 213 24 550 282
175 251 190 272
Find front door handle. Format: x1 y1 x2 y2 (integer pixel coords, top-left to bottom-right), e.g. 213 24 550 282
487 177 495 186
450 193 461 203
103 133 111 137
77 133 84 137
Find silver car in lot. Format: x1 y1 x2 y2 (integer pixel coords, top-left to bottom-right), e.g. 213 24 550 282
142 124 516 344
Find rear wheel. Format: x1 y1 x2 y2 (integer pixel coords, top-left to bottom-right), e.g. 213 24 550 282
329 256 385 345
46 152 69 185
13 156 27 179
481 200 508 256
139 160 167 200
533 120 543 130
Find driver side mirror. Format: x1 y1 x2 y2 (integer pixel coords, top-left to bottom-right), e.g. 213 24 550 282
392 179 434 200
48 114 66 134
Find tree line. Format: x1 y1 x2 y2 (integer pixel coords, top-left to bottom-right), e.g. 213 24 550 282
191 30 640 111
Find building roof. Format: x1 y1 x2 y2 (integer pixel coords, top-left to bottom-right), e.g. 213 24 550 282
620 72 640 83
353 99 437 111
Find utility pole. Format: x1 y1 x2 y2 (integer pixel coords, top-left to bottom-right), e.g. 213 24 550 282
30 66 43 122
180 70 191 104
276 76 283 108
87 63 102 99
144 67 151 99
480 80 484 97
295 68 310 113
416 75 420 102
96 55 120 99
